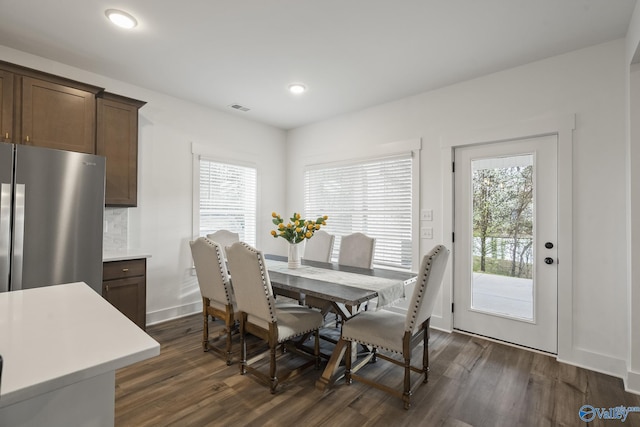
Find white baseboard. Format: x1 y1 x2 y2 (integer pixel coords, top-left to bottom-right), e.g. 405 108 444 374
146 300 202 326
626 370 640 395
557 347 628 386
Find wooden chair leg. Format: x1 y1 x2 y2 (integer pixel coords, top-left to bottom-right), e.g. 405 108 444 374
345 340 352 384
202 300 209 352
423 325 430 383
314 329 320 369
240 320 247 375
269 345 278 394
225 322 233 365
403 356 412 410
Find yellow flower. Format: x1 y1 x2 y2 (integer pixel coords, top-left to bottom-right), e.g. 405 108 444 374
268 211 327 243
323 215 328 220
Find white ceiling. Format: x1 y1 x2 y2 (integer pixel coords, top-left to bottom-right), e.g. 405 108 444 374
0 0 636 129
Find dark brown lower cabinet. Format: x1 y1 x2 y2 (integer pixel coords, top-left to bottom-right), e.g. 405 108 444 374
102 259 147 330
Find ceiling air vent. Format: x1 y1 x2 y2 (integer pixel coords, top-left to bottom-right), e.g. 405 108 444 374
229 103 250 112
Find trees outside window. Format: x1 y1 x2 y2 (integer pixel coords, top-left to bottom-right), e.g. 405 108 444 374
472 158 533 279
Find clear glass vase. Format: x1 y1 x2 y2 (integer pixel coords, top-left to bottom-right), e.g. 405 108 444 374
288 242 301 268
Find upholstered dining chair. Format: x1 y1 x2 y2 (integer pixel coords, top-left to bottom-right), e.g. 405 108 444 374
189 237 238 365
338 232 375 269
226 241 323 394
334 232 376 317
206 229 240 259
301 229 337 312
341 244 449 409
303 230 335 263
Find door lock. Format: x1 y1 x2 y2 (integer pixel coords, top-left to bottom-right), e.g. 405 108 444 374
544 257 554 265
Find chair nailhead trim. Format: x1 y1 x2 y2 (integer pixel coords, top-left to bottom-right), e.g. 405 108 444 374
242 242 278 323
407 246 442 331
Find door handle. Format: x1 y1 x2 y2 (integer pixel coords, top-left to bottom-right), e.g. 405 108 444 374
544 257 554 265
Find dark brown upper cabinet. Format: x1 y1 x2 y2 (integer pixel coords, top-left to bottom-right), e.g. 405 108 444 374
0 60 102 154
97 92 147 207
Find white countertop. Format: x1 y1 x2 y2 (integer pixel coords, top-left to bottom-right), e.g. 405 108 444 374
0 282 160 408
103 248 152 262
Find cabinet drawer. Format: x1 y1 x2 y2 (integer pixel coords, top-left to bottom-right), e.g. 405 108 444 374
103 259 146 281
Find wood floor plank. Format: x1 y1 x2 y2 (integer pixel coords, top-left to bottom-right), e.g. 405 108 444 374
114 314 640 426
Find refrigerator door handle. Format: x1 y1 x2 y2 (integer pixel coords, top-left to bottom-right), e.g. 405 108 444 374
11 183 25 291
0 183 12 292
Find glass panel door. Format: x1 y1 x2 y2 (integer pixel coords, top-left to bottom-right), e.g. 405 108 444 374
453 135 558 354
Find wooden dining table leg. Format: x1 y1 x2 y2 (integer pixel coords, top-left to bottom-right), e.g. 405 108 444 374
315 337 348 390
315 303 356 391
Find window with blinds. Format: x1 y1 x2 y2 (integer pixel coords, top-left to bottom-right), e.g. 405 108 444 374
304 154 413 270
198 158 257 246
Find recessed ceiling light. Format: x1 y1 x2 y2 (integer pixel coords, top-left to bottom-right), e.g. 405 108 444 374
105 9 138 29
289 83 307 94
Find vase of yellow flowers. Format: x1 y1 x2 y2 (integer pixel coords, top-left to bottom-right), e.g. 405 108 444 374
270 212 328 268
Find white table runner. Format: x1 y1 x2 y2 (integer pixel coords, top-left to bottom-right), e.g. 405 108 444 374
266 259 407 308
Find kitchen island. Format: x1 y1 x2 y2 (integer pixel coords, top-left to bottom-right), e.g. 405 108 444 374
0 282 160 427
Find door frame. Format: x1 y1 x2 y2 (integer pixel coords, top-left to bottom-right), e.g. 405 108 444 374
438 114 575 358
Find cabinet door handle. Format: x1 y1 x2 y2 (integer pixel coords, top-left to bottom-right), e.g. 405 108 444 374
122 268 129 272
25 135 29 143
105 284 110 292
4 132 8 140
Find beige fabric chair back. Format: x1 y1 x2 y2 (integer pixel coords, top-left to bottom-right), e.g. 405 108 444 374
206 230 240 258
189 237 234 305
338 232 375 268
226 242 278 326
404 245 449 334
303 230 335 263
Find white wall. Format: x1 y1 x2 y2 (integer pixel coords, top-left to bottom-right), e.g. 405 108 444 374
0 45 288 324
287 40 630 382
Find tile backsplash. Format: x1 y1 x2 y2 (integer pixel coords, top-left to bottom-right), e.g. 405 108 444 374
103 207 128 251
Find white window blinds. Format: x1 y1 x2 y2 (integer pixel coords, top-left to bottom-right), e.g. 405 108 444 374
198 158 257 246
304 154 413 270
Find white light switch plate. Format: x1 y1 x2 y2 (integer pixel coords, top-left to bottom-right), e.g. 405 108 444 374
421 227 433 239
420 209 433 221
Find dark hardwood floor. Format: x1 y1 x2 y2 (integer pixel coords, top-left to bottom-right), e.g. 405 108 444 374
115 314 640 427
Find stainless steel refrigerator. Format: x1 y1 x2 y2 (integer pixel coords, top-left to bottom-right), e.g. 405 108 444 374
0 142 105 293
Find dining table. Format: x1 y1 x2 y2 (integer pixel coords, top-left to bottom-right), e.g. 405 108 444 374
264 254 417 391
